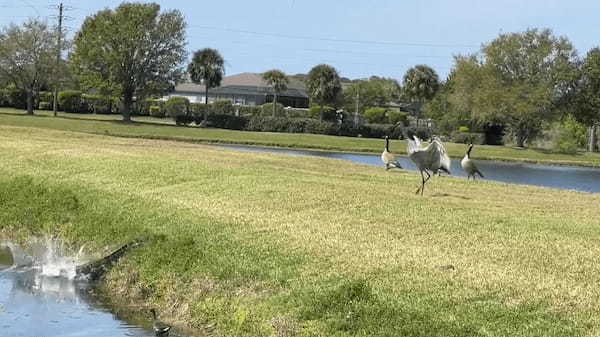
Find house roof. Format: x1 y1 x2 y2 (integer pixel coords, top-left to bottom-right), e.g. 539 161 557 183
174 72 308 98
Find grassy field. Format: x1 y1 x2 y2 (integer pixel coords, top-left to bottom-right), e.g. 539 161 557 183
3 107 600 167
1 124 600 336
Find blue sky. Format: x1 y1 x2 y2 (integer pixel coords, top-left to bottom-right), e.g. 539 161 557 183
1 0 599 81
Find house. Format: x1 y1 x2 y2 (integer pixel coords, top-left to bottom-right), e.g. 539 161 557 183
168 73 309 108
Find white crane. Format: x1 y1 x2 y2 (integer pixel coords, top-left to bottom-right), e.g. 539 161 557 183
407 136 451 195
381 136 402 170
461 144 484 179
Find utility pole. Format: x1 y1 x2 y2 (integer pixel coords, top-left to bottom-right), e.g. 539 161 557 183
52 3 63 117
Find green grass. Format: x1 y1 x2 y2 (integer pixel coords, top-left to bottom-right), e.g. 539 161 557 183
3 107 600 167
2 125 600 336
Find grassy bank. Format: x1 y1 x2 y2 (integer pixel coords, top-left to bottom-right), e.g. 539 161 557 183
2 125 600 336
3 108 600 167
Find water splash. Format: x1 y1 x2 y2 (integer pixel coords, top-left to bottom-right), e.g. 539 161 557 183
1 237 88 280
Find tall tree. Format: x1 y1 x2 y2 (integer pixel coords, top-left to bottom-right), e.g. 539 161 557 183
402 65 440 125
0 19 55 115
448 29 577 147
262 69 288 117
188 48 225 119
402 65 439 102
572 48 600 151
306 64 342 120
70 3 186 122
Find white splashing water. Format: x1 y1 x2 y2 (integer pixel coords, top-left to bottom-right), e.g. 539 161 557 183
3 237 88 280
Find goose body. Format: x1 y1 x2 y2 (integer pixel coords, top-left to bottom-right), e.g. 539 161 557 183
461 144 484 179
381 136 402 170
407 136 451 195
150 309 171 336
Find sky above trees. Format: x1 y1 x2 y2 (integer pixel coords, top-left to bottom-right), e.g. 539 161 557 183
1 0 598 80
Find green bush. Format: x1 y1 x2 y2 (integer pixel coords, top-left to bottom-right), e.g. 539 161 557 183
261 102 285 117
5 87 27 109
363 107 387 124
451 132 485 144
308 105 336 120
149 105 164 118
190 103 209 122
138 98 164 116
164 96 190 117
211 100 234 115
0 90 8 107
552 116 586 154
238 105 262 116
458 125 470 133
83 94 113 114
286 108 310 119
387 110 408 125
39 102 52 110
206 114 248 130
58 90 83 113
304 119 338 135
246 116 337 135
39 91 54 104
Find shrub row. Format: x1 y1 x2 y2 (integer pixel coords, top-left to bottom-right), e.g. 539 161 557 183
451 132 486 145
0 88 119 114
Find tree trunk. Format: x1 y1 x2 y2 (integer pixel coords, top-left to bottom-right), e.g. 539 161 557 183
122 91 133 122
588 124 597 152
26 89 34 115
319 104 324 121
204 87 209 122
516 133 526 148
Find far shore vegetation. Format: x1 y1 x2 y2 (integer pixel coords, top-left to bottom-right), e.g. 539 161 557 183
2 108 600 168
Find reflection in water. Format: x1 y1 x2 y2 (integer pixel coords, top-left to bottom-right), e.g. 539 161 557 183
219 144 600 193
0 243 158 337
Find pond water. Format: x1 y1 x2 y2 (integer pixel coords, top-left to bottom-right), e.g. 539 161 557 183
0 240 182 337
219 144 600 194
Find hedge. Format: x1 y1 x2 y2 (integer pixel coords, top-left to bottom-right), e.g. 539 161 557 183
58 90 83 113
261 103 285 117
83 95 114 114
451 132 485 145
149 105 164 117
211 100 235 115
308 105 337 121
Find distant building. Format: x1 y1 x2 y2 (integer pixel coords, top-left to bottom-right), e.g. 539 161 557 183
168 73 309 108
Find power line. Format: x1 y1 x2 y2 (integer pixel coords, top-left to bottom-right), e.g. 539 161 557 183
188 25 480 48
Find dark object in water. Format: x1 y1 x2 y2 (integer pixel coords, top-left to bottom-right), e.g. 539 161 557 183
75 240 142 281
150 308 171 336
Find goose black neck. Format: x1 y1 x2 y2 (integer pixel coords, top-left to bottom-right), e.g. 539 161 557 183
466 145 473 157
385 137 390 152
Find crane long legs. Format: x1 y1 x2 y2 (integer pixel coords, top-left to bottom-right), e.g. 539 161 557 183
415 170 431 195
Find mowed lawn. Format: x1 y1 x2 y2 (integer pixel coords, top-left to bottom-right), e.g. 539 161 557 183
1 125 600 336
3 108 600 167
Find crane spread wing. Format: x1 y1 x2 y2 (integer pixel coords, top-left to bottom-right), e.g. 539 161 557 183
433 138 451 173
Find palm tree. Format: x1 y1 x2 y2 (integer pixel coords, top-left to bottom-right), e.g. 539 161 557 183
306 64 342 121
402 65 440 127
262 69 289 117
188 48 225 121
